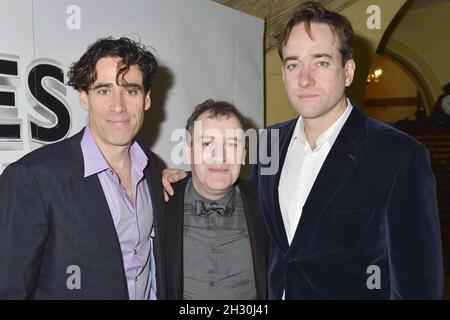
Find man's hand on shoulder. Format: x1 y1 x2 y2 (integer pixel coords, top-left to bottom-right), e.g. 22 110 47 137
162 168 187 202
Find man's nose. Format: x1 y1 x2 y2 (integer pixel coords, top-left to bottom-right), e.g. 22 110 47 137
211 144 226 163
110 91 126 112
298 67 314 88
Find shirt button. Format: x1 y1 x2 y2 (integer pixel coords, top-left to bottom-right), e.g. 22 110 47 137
134 249 137 255
135 277 138 282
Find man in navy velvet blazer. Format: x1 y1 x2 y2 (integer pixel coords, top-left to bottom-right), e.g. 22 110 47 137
249 2 444 299
162 2 444 299
0 37 166 299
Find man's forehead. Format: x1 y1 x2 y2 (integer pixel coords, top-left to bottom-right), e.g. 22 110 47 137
197 133 242 138
193 128 243 141
282 24 341 62
202 111 242 122
93 60 143 84
195 126 243 135
286 22 338 48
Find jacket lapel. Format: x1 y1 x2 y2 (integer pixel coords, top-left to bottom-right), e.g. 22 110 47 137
291 106 369 244
142 149 167 300
269 119 298 251
165 174 191 299
69 131 129 296
239 179 267 300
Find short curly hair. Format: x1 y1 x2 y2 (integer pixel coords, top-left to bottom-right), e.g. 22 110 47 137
67 36 157 93
185 99 248 144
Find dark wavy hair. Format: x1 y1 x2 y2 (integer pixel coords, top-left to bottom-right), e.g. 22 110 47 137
278 1 354 66
67 36 157 93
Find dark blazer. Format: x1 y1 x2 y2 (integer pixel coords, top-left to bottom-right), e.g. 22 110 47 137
251 105 444 299
166 174 267 300
0 129 166 299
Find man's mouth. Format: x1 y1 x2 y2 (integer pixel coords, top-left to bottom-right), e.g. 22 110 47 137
298 93 318 99
208 167 229 173
107 119 130 126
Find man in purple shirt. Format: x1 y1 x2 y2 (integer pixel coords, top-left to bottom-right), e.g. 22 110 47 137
0 37 166 299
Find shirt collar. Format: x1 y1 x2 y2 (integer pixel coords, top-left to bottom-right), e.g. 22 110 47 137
80 125 148 178
290 98 353 151
186 177 236 205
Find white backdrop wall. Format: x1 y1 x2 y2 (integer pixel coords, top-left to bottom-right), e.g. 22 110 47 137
0 0 264 173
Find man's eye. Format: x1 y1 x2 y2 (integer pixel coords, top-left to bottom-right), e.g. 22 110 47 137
202 141 212 147
317 61 330 67
97 89 110 96
286 64 298 71
126 89 138 96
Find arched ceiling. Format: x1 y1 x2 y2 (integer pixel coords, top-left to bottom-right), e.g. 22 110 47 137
212 0 359 52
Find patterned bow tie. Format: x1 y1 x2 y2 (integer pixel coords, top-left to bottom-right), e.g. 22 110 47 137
194 199 235 217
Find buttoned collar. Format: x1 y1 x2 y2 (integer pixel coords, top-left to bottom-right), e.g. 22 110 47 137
80 125 148 178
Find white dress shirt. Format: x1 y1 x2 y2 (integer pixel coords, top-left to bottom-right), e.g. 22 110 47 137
278 100 353 245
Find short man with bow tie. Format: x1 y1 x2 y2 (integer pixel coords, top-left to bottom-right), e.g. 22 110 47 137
165 99 267 300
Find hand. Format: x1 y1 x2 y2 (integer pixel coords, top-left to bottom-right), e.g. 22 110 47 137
162 168 187 202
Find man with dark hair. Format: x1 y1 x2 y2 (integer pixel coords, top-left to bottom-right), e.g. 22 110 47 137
166 99 267 300
0 37 166 299
163 2 443 299
255 1 443 299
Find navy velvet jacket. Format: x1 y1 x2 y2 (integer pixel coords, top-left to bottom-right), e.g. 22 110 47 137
251 105 444 299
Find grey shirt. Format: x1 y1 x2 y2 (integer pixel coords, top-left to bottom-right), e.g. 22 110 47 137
182 178 257 300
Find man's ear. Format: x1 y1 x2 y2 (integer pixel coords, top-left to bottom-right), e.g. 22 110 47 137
242 148 247 165
79 90 89 111
144 89 151 111
281 64 286 84
344 59 356 87
183 141 192 165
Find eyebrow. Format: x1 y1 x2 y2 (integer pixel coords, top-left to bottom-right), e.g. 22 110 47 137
283 53 333 64
199 135 215 140
122 83 143 90
91 83 113 90
312 53 332 59
283 56 299 64
91 82 143 90
199 135 241 140
199 136 242 143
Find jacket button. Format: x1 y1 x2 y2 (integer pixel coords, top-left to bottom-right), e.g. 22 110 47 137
287 255 293 263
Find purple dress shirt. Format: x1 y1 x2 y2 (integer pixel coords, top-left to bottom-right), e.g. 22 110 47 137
80 125 156 300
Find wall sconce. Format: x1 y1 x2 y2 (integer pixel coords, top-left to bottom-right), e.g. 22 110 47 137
367 68 383 83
